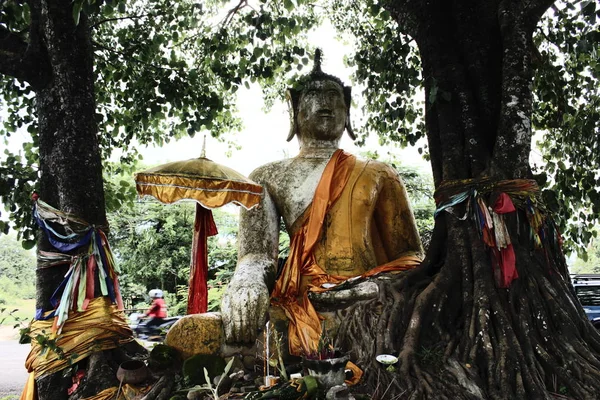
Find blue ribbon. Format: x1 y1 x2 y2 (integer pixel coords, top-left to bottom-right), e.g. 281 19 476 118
35 308 56 321
33 204 86 241
49 268 74 309
33 208 93 252
95 232 116 303
434 190 470 218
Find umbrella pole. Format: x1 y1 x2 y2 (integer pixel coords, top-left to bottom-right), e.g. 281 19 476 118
187 204 218 314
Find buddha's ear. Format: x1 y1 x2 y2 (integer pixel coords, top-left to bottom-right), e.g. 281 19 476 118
345 115 356 140
286 88 301 142
343 86 356 140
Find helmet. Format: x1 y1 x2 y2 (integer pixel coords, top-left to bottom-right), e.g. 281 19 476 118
148 289 163 299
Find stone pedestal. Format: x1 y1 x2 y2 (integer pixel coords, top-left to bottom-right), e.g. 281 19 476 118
165 312 224 359
165 312 256 361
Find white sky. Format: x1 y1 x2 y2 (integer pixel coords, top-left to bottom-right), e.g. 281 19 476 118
0 19 431 177
0 18 432 229
138 21 430 177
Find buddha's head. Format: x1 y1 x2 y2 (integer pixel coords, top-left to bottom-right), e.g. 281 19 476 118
286 49 355 143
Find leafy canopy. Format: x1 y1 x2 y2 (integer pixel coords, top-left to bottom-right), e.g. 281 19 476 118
532 0 600 257
328 0 600 255
0 0 319 242
1 0 599 257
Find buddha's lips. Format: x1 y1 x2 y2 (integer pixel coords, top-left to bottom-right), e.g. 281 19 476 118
317 110 333 117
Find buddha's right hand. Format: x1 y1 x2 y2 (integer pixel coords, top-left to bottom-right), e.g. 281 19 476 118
221 279 270 344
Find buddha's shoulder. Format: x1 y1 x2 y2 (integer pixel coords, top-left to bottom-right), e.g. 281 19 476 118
357 158 399 178
248 159 295 183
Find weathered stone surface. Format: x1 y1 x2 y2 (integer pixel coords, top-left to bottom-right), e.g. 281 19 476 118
220 69 423 348
165 312 223 359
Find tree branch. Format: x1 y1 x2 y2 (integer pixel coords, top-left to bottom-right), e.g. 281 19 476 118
221 0 252 26
90 13 156 29
92 40 166 70
0 1 51 90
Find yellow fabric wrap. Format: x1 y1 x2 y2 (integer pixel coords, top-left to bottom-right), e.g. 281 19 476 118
271 150 422 385
20 297 134 400
80 385 151 400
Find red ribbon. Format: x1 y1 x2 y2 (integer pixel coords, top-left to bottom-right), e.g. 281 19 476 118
187 203 218 314
493 193 518 288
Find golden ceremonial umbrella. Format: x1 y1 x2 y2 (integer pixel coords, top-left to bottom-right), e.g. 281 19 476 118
134 149 262 314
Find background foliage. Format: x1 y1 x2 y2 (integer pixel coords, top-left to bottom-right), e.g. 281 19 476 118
0 233 35 303
1 0 599 259
106 181 239 315
0 233 36 325
532 1 600 257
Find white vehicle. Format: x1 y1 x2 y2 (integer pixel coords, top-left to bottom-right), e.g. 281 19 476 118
571 274 600 328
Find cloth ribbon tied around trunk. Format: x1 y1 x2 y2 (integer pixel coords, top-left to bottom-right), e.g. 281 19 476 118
20 298 135 400
434 178 564 288
33 199 124 334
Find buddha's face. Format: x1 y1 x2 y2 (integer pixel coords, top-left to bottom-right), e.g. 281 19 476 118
296 80 347 142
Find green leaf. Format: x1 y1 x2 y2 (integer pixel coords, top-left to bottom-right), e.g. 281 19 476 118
72 0 84 26
203 367 212 389
22 240 36 250
283 0 294 12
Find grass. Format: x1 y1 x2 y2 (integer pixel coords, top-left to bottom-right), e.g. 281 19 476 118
0 299 35 326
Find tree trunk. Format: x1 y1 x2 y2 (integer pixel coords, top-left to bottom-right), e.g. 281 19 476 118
26 2 135 399
338 1 600 399
35 0 106 311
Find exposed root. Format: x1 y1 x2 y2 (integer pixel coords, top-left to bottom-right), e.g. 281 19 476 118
337 217 600 399
141 373 175 400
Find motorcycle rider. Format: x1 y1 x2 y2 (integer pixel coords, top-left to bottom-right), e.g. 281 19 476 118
143 289 167 335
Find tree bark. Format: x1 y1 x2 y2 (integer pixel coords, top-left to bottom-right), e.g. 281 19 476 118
34 0 107 311
0 1 126 399
337 1 600 398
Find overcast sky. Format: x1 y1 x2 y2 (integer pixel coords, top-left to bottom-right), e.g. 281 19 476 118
138 21 430 178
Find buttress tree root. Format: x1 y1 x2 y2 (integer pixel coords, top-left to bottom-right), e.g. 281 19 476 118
334 0 600 398
338 215 600 400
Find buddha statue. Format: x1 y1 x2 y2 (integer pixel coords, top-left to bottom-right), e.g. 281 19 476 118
220 50 423 357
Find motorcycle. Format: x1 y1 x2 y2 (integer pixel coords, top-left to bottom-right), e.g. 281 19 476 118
129 312 181 340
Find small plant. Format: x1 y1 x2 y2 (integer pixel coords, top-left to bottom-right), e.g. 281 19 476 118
0 307 18 325
186 357 234 400
302 324 337 360
416 344 444 371
34 329 80 364
270 328 289 381
0 307 31 344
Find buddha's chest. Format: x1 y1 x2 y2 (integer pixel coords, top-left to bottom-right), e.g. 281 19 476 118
268 159 329 230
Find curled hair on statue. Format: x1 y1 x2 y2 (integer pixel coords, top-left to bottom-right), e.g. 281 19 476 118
286 48 356 142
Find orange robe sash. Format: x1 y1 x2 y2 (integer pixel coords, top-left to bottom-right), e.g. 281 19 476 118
271 149 421 381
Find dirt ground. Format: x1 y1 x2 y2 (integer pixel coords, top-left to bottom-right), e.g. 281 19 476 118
0 327 29 399
0 325 19 341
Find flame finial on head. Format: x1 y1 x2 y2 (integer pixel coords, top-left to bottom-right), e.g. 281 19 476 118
312 48 323 74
